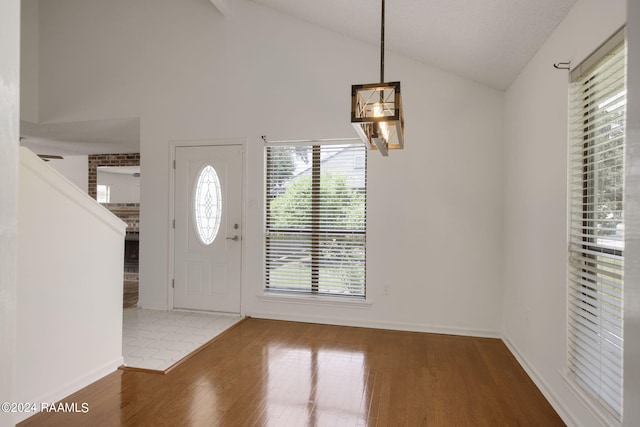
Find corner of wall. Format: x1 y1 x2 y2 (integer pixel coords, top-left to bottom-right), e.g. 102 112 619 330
501 334 579 426
502 0 627 425
0 1 21 425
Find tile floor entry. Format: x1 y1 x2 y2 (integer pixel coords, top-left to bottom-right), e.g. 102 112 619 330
122 308 243 372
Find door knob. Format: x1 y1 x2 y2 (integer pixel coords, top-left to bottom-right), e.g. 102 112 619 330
226 235 239 241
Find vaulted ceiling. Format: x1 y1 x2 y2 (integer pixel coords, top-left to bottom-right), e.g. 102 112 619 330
23 0 579 155
247 0 578 90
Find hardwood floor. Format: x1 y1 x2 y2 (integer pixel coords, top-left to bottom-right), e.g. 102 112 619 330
19 319 564 426
122 280 138 308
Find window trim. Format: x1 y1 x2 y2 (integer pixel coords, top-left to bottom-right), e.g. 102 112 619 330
264 140 367 298
567 27 626 423
256 291 373 308
570 27 626 82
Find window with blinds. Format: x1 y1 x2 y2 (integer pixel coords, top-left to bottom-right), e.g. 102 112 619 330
265 143 366 297
568 30 626 421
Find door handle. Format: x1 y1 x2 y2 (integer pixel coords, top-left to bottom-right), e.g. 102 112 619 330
226 235 239 241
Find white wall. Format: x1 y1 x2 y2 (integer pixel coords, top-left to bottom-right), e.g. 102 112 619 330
35 0 505 336
0 0 20 425
20 0 38 123
503 0 628 425
16 148 126 424
48 155 88 192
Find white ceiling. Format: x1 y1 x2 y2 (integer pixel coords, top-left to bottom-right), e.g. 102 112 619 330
250 0 577 90
20 118 140 156
22 1 577 154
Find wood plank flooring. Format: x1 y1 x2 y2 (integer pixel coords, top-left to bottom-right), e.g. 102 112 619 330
19 318 564 426
122 279 138 308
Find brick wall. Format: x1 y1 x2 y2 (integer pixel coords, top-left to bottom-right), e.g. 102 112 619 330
89 153 141 233
101 203 140 231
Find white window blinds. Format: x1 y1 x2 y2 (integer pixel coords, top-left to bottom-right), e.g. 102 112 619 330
265 143 366 297
568 32 626 421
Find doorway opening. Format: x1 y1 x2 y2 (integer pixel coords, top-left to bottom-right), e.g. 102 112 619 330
89 153 141 308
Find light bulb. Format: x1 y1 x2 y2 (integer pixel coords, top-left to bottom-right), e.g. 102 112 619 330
373 103 389 143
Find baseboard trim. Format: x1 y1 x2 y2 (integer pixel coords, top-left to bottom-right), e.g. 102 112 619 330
501 336 579 427
135 303 168 311
15 357 123 424
246 311 501 338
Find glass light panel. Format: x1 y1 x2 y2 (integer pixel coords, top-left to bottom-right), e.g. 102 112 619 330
193 164 222 245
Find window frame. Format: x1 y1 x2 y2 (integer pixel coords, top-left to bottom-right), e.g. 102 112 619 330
567 27 626 423
264 141 367 298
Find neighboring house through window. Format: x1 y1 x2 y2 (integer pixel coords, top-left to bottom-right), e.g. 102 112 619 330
265 142 366 297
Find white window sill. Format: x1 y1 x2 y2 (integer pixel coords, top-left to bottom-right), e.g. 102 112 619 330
257 291 373 309
560 371 621 427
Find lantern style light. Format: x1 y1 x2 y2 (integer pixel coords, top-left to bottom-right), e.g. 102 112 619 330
351 0 405 156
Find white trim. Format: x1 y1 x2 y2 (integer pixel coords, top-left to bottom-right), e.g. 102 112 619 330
570 26 626 81
136 302 169 311
502 335 579 427
561 372 621 427
247 310 501 338
263 142 367 297
14 357 123 424
256 292 373 309
172 308 243 317
566 33 625 422
168 138 248 316
264 137 361 146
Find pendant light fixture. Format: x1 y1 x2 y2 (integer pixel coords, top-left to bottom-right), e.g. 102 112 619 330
351 0 404 156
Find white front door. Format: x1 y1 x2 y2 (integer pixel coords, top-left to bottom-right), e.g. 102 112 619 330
173 145 242 313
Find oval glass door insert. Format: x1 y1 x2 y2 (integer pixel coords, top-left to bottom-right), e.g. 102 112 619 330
193 164 222 245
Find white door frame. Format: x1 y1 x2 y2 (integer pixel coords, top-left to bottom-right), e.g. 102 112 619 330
168 138 247 314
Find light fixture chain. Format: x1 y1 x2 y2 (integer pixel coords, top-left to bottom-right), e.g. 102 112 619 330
380 0 385 84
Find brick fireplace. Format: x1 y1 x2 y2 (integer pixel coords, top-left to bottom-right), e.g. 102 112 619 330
89 153 140 307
